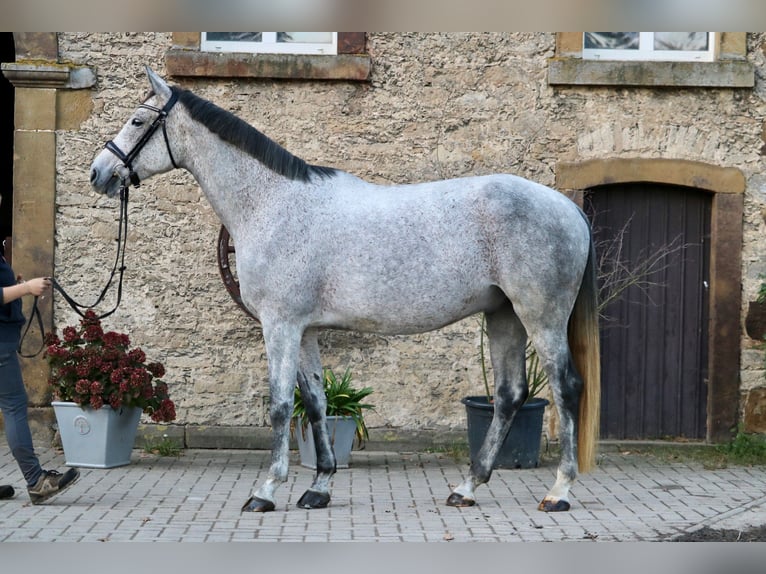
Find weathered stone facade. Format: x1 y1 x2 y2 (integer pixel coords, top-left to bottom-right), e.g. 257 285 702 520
5 32 766 444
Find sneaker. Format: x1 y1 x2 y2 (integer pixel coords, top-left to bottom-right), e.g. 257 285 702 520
0 485 14 500
27 468 80 505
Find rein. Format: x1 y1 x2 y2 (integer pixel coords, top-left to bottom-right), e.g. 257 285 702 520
51 183 131 320
18 184 130 358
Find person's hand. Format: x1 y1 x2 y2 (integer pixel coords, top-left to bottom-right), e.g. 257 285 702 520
19 276 52 297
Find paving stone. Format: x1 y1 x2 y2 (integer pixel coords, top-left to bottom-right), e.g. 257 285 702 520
1 446 765 541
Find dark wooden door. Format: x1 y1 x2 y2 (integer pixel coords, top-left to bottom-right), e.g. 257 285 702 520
584 183 710 439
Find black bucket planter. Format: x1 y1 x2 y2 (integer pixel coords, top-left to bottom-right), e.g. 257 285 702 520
462 396 550 469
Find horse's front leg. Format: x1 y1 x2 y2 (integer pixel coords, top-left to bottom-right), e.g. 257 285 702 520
295 329 337 509
241 322 303 513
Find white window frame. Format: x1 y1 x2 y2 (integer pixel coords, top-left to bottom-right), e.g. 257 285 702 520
583 32 716 62
201 33 338 56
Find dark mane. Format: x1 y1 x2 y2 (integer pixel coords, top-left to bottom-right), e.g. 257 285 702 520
174 87 337 183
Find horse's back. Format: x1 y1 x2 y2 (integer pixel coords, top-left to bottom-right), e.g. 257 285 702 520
338 172 591 281
288 172 591 333
330 172 583 232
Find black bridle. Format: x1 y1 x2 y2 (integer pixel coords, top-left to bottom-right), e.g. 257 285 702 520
18 91 180 357
104 89 180 186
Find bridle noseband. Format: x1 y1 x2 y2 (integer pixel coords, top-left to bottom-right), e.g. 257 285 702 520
104 89 180 187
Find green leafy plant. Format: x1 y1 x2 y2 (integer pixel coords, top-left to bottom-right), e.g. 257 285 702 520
757 273 766 304
143 434 182 457
293 367 375 446
715 430 766 466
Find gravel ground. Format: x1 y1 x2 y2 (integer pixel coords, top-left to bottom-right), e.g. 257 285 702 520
672 524 766 542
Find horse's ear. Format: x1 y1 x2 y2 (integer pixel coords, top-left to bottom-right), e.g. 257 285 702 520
145 66 172 100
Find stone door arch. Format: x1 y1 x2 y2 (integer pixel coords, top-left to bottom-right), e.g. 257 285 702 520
557 158 744 442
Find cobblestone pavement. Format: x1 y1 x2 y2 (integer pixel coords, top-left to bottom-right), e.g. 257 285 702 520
1 445 764 542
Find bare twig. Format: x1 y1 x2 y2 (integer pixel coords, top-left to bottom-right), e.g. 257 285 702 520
478 205 691 399
595 216 689 319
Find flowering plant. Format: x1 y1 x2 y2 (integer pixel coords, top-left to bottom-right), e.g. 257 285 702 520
45 310 176 423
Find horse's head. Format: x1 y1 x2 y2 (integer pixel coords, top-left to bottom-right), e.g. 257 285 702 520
90 67 180 197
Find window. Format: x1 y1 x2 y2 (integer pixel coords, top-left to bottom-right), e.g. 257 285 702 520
166 32 370 81
583 32 715 62
548 32 753 88
201 32 338 56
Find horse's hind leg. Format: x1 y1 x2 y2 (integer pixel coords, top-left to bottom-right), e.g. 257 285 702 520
294 329 337 509
447 304 527 507
530 330 583 512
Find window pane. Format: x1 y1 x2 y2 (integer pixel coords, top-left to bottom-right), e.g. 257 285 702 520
278 32 333 44
654 33 708 51
584 33 639 50
206 32 262 42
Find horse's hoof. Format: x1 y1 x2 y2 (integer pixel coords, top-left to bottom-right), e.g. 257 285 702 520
297 489 330 509
446 492 476 507
538 498 571 512
241 496 276 513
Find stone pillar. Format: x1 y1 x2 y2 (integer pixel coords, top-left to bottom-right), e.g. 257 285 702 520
11 87 57 398
0 32 95 442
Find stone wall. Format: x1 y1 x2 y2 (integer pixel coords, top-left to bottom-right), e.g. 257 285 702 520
51 32 766 437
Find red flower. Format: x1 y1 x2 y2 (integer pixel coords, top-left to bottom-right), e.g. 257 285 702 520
128 348 146 364
44 333 61 346
82 323 104 342
109 394 122 409
45 313 176 423
151 398 176 423
147 362 165 378
103 331 130 348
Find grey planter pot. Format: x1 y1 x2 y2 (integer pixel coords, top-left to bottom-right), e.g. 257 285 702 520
52 401 142 468
295 415 358 469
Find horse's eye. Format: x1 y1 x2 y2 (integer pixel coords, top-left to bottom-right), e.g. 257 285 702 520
131 118 144 127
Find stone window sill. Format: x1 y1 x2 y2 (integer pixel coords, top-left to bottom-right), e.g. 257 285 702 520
166 49 370 81
548 58 754 88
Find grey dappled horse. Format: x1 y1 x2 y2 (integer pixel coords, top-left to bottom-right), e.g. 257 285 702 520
90 67 600 514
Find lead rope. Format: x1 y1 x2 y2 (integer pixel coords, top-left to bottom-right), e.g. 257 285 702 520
17 182 131 357
17 296 45 358
51 183 130 319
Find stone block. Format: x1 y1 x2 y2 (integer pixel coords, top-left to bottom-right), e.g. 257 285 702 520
743 388 766 433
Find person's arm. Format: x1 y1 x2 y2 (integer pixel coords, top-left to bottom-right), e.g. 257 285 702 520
0 277 52 305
